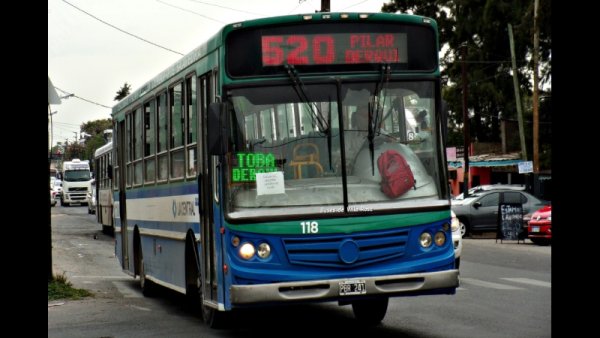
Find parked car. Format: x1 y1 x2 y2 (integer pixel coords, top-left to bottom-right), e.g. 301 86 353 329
452 184 525 201
451 186 548 237
51 179 63 200
86 186 96 214
450 210 463 269
522 212 533 232
528 205 551 246
50 190 57 207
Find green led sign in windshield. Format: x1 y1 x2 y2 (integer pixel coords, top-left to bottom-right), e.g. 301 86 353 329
232 152 277 182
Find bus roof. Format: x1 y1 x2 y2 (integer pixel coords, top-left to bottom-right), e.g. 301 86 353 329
112 12 437 117
94 141 112 158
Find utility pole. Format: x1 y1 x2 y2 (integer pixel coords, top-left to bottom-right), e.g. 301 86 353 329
320 0 330 12
508 23 527 160
461 43 470 197
532 0 540 173
49 111 57 157
48 92 73 281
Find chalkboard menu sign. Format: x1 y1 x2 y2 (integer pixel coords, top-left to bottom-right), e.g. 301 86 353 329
497 203 524 241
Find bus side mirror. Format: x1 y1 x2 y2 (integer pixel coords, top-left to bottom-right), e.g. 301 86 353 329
207 102 229 156
107 165 113 179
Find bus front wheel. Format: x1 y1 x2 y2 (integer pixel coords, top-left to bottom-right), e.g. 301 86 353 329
201 303 227 329
351 297 388 325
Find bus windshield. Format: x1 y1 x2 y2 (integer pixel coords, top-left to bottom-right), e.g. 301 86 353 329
225 80 443 219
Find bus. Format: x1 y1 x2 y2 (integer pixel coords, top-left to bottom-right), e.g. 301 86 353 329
93 141 114 234
112 12 458 327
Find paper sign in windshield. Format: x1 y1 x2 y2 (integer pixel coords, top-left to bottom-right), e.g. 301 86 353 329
256 172 285 196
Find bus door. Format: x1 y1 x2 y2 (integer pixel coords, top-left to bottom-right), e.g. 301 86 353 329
117 119 129 270
198 73 219 306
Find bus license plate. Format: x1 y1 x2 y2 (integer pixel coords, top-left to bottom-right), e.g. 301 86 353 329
531 226 540 232
339 280 366 296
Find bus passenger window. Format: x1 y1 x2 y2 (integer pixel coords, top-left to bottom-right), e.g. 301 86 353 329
171 150 184 179
188 148 197 176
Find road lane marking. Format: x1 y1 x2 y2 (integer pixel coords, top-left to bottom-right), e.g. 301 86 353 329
500 278 551 288
129 305 151 311
460 277 524 290
71 275 129 279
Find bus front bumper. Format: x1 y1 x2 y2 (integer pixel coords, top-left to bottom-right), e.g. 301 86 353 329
230 269 459 305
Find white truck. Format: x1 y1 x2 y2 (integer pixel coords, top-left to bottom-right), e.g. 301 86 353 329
60 159 92 206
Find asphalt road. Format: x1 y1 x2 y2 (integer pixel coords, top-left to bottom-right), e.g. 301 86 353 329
48 205 551 337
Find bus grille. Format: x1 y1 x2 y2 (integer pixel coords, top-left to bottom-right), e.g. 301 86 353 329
282 228 409 268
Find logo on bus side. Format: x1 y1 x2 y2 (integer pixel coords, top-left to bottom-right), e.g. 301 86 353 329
172 199 197 218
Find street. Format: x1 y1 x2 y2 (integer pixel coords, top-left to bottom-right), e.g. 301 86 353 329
49 205 551 337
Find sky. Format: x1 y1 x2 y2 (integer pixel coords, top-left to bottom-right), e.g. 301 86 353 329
48 0 390 147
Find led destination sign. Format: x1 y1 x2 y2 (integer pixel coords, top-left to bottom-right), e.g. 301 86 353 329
261 33 407 66
226 22 436 76
232 152 277 182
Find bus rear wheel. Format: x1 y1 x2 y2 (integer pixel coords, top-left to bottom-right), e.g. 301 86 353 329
139 257 157 296
351 297 388 325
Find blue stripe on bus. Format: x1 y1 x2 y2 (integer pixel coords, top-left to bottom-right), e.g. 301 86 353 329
124 218 200 234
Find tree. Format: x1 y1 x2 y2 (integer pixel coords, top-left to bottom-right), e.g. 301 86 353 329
381 0 551 169
65 142 85 160
81 118 112 137
114 82 131 101
77 118 113 166
83 134 108 165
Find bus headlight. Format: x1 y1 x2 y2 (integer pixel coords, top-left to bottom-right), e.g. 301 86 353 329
434 231 446 246
257 243 271 259
419 232 432 248
238 243 255 260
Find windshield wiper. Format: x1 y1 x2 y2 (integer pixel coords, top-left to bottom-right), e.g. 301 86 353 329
284 64 329 133
367 64 391 175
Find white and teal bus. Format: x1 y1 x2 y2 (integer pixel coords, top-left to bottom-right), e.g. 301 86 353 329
112 12 457 328
93 141 113 234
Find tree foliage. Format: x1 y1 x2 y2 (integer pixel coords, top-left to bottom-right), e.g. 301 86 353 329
58 118 113 169
81 118 112 137
114 82 131 101
381 0 551 167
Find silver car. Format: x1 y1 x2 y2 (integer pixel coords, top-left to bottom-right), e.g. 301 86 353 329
451 210 462 269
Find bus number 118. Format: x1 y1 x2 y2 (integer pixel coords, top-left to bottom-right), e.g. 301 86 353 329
301 221 319 234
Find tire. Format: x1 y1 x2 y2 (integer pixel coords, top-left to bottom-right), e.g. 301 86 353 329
459 222 466 238
351 297 388 325
102 225 113 236
185 239 202 307
530 238 551 246
201 302 228 329
455 257 461 270
139 257 157 296
459 219 470 238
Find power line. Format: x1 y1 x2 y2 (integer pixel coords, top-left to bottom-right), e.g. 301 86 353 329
341 0 370 11
61 0 184 56
55 87 112 109
155 0 226 23
288 0 306 14
184 0 262 16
